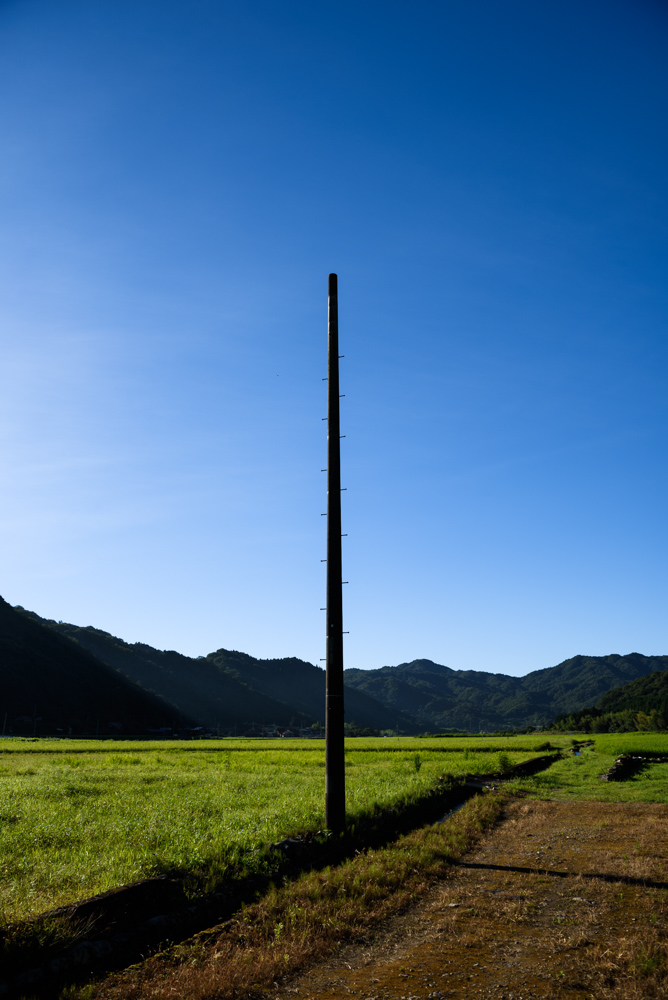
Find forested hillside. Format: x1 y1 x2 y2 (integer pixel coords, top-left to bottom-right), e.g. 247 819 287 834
0 597 183 735
344 653 668 731
207 648 419 733
13 607 420 733
15 611 325 729
553 669 668 732
8 602 667 734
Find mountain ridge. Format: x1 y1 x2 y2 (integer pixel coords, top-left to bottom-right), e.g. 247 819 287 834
344 652 668 730
553 669 668 732
10 605 420 734
5 600 667 733
0 596 186 735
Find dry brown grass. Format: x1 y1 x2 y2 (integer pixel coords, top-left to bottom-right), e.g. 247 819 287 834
73 792 507 1000
493 799 668 998
587 908 668 999
259 796 668 1000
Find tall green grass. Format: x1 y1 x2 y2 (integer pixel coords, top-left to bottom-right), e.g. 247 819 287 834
590 732 668 756
0 741 539 922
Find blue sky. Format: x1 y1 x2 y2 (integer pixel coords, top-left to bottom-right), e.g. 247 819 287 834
1 0 666 675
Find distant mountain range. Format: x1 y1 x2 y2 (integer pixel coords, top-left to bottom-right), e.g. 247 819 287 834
2 597 667 735
4 600 417 735
344 654 668 732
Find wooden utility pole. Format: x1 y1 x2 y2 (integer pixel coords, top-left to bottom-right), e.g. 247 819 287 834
325 273 345 832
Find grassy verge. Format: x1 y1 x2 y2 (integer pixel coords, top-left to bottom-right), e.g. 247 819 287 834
509 742 668 802
66 791 508 1000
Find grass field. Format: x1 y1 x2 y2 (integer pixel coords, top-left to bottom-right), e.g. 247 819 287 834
590 731 668 755
0 737 550 923
0 734 573 754
2 732 666 926
512 734 668 801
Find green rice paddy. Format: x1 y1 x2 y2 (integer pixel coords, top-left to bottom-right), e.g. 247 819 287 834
590 731 668 756
0 737 545 922
1 731 665 925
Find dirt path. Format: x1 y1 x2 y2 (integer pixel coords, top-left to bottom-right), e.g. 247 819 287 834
267 799 668 1000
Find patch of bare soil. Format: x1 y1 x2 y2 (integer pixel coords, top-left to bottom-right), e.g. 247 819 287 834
267 800 668 1000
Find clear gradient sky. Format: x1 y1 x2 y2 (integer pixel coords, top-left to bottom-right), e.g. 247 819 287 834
1 0 666 676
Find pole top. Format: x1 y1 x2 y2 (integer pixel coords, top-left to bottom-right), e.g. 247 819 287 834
328 273 338 294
